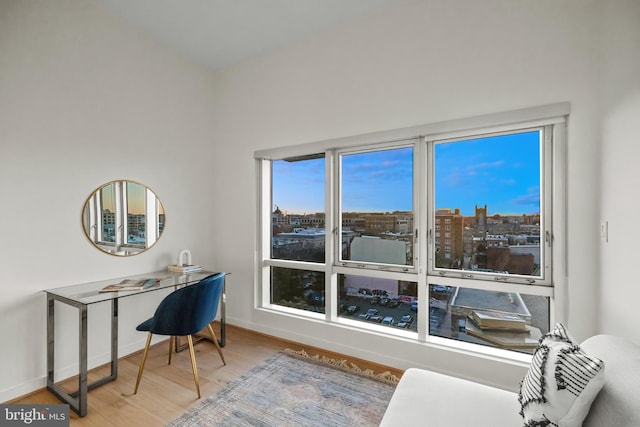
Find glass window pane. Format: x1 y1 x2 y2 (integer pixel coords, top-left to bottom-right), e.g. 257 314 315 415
434 131 542 278
340 147 414 267
100 184 116 243
271 155 325 263
158 201 165 238
127 182 146 245
428 284 550 354
338 274 417 330
271 267 325 314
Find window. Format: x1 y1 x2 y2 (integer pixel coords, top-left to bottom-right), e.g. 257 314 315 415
425 127 555 352
271 267 326 314
257 104 566 356
338 273 418 331
432 129 545 282
100 184 116 243
429 284 550 353
126 181 146 247
267 155 326 314
339 145 415 269
271 155 325 263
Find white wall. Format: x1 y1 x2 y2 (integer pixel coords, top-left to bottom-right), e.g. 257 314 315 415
599 1 640 339
210 0 604 391
0 0 219 400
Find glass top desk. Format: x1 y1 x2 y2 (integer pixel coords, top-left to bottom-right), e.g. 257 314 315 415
44 270 225 417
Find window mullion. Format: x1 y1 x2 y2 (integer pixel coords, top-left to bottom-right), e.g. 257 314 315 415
114 181 123 250
146 187 157 247
325 150 335 321
258 159 272 308
416 138 429 341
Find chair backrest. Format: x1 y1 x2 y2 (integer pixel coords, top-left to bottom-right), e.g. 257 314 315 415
149 272 225 336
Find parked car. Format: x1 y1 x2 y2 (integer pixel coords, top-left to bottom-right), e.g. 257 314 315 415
369 315 383 323
381 316 394 326
347 305 360 314
396 321 409 328
388 298 400 308
380 297 390 306
431 285 448 294
401 314 413 323
366 308 379 317
370 296 380 305
410 301 418 311
308 292 324 305
358 313 370 320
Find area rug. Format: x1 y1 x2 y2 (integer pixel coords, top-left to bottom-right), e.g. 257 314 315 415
166 349 400 427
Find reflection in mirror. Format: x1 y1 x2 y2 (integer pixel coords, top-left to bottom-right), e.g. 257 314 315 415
82 180 165 256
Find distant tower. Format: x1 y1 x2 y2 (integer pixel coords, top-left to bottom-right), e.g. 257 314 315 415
272 205 287 228
475 204 487 236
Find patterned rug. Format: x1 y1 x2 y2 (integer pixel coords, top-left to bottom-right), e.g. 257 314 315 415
166 349 400 427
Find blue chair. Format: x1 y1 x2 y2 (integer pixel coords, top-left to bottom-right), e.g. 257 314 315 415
134 272 226 398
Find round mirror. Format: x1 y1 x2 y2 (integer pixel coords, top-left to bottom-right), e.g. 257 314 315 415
82 180 165 256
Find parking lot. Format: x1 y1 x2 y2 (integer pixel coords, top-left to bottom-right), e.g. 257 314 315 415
339 295 417 330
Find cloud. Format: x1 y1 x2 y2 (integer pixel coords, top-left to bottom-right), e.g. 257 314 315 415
511 186 540 206
441 160 506 187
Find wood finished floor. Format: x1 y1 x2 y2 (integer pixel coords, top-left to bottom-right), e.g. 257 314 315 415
12 324 403 426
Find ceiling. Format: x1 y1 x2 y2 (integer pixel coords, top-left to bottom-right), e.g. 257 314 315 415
90 0 402 71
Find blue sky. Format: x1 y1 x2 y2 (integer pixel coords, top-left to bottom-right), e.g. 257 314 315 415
341 147 413 212
272 157 326 214
435 131 541 216
272 131 540 216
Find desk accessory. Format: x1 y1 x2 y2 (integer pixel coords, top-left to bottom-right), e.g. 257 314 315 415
168 249 202 273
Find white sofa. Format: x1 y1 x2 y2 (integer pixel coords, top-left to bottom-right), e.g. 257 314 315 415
381 335 640 426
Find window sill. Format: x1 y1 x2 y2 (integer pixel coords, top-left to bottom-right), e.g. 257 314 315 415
255 305 532 368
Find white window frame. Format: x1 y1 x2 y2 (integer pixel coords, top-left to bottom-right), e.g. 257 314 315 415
335 141 419 273
427 125 553 286
255 103 568 354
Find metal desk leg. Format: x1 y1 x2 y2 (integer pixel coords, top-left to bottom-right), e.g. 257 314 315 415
78 304 88 416
46 298 89 416
46 296 55 390
111 299 118 379
46 296 118 417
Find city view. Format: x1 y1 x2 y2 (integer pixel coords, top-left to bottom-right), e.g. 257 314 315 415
269 130 549 353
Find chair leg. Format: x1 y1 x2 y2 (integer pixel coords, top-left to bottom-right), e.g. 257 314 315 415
186 335 201 398
134 332 153 394
168 336 174 365
207 323 226 365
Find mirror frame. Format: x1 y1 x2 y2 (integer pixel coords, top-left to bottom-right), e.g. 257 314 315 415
82 180 165 256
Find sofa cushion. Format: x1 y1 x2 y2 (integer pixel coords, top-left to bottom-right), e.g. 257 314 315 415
380 368 521 426
581 334 640 427
518 323 605 427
